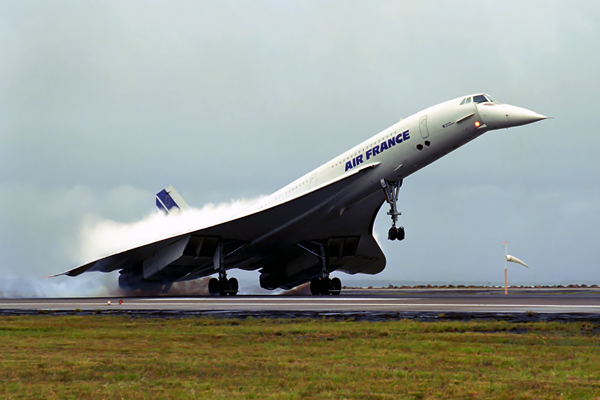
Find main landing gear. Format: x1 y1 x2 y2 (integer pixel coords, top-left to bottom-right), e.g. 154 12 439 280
298 241 342 296
381 179 405 241
208 276 239 296
208 240 245 296
310 276 341 296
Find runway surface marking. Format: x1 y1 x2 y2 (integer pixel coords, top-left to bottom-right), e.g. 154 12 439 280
138 298 421 301
2 302 600 309
2 291 600 314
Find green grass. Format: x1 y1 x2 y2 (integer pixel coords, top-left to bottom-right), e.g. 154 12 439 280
1 317 599 399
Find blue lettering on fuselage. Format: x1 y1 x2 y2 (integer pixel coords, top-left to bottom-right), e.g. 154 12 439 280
344 130 410 172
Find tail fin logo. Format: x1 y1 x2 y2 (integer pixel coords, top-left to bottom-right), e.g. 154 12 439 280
156 185 190 215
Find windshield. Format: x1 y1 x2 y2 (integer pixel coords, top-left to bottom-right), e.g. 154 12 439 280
473 95 488 104
461 94 497 105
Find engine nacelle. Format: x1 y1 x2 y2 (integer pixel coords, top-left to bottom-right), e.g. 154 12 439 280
118 272 166 294
260 264 321 290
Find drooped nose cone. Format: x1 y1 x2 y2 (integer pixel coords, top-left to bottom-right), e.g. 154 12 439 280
478 103 547 129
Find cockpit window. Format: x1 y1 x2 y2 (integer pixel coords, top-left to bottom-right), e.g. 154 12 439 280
473 95 488 104
461 94 497 106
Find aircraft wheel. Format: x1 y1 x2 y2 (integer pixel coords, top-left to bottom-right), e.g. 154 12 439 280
310 278 321 295
388 227 397 241
208 278 220 296
228 277 239 296
321 277 331 295
218 278 231 296
396 226 405 241
331 277 342 295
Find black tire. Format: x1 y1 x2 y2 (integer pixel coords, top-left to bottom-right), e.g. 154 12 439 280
310 278 321 295
396 226 405 241
208 278 220 296
228 277 239 296
218 278 231 296
331 277 342 295
321 277 331 295
388 227 397 241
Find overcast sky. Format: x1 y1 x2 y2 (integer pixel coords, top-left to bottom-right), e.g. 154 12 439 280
1 1 599 296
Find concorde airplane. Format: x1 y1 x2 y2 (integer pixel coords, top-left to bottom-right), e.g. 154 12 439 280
53 94 546 295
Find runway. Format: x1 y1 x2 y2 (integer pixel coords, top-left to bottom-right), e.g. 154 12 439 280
1 288 600 320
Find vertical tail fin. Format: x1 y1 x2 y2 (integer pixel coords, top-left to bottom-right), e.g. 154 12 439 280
156 185 190 214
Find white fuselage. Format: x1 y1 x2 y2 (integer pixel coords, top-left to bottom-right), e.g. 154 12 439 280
251 93 540 215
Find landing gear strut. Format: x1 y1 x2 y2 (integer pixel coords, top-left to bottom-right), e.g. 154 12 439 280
208 240 245 296
381 179 405 241
298 241 342 296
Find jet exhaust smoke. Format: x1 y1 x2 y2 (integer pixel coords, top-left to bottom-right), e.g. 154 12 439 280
1 197 265 298
77 197 264 264
72 197 265 296
279 282 311 295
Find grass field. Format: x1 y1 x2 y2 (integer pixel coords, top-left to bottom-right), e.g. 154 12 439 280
1 316 599 399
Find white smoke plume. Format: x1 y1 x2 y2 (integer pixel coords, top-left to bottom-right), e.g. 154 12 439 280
0 196 267 298
70 196 267 296
76 197 265 265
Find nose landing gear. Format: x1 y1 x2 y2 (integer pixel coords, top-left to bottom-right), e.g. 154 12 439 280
381 179 405 241
388 226 405 241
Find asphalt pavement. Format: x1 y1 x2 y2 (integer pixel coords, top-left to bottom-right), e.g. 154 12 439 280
1 288 599 321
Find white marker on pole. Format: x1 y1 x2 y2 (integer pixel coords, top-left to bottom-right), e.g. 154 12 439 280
504 242 529 295
506 255 529 268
